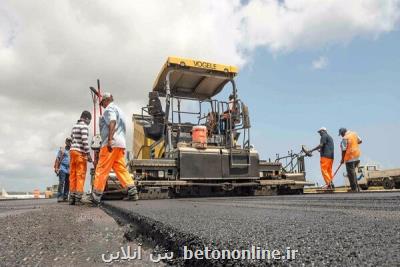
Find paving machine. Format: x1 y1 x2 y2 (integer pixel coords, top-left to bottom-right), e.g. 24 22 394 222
93 57 313 199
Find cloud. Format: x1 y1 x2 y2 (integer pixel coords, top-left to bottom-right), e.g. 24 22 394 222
240 0 400 52
312 56 329 69
0 0 399 190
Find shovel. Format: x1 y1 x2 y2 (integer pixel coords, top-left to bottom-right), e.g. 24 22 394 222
333 163 343 178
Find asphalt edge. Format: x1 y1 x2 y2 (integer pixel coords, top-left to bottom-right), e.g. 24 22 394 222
101 202 230 267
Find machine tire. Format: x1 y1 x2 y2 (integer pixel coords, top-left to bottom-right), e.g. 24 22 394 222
394 182 400 189
383 177 395 190
360 184 369 190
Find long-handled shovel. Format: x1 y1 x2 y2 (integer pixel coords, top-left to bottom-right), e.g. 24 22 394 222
333 163 343 179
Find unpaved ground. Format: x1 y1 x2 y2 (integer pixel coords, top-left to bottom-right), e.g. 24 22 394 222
0 199 164 267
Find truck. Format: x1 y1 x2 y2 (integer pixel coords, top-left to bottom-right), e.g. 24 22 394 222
344 164 400 190
91 57 313 199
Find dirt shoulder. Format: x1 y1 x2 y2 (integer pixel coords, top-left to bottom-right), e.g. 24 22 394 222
0 200 164 267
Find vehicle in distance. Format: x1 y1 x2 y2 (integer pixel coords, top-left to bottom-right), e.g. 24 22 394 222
344 164 400 190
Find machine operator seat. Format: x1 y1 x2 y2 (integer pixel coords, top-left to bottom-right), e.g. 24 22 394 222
144 92 165 141
148 92 165 120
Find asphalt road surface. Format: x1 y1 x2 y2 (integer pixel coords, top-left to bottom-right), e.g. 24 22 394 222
104 192 400 266
0 199 163 267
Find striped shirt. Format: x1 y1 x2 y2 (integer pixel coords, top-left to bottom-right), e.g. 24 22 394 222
70 120 90 154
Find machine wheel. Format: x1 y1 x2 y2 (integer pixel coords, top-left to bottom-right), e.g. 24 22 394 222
395 182 400 189
360 184 369 190
383 177 395 190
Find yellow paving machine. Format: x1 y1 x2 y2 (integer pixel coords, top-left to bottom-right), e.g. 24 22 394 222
93 57 313 199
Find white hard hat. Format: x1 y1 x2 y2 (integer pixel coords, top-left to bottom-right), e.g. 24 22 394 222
318 127 327 132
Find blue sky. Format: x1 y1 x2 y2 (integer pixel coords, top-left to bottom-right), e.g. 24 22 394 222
237 32 400 185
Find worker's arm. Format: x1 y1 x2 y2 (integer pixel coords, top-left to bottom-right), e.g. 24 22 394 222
104 107 118 152
81 126 92 162
107 120 116 152
54 152 61 174
341 150 346 164
340 139 347 164
309 143 322 153
308 135 325 154
54 148 63 174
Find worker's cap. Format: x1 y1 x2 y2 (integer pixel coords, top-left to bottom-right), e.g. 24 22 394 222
100 92 112 103
65 137 72 143
317 127 327 133
338 127 347 136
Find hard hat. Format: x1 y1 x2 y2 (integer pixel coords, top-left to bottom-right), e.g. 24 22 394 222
317 127 327 132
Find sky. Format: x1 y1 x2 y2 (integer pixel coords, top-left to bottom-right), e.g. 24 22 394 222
0 0 399 191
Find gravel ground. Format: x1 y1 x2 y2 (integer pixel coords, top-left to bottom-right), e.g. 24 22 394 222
0 199 164 267
104 192 400 266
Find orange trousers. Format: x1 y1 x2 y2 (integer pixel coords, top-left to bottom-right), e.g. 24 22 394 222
93 147 134 194
320 157 334 185
69 150 87 194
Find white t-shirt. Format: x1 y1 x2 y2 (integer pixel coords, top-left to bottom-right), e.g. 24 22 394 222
99 102 127 148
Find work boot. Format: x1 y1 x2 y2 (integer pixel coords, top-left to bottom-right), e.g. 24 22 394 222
74 193 84 206
126 186 139 201
89 192 102 206
69 193 76 205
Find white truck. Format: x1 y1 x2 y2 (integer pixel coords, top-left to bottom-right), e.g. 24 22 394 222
344 164 400 190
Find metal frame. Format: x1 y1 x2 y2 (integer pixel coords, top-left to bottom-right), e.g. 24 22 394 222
160 69 251 167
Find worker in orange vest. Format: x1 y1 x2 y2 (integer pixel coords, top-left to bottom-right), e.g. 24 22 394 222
307 127 335 189
90 92 138 205
339 128 362 192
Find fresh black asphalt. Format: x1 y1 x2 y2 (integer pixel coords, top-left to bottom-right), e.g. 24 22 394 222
104 192 400 266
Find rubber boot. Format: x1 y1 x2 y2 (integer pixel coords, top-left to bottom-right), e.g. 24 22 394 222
74 193 83 206
89 192 102 206
127 186 139 201
69 193 76 205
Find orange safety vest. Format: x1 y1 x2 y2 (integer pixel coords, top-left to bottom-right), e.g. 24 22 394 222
343 131 361 162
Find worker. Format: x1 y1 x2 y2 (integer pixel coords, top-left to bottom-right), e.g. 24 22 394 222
69 111 92 205
307 127 335 189
90 92 139 205
339 128 362 192
54 137 72 202
221 94 240 144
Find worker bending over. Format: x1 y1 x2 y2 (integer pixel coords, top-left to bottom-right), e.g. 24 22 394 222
91 92 138 204
307 127 335 189
339 128 362 192
69 111 92 205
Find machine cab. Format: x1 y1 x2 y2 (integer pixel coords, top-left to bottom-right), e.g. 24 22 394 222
132 57 258 180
